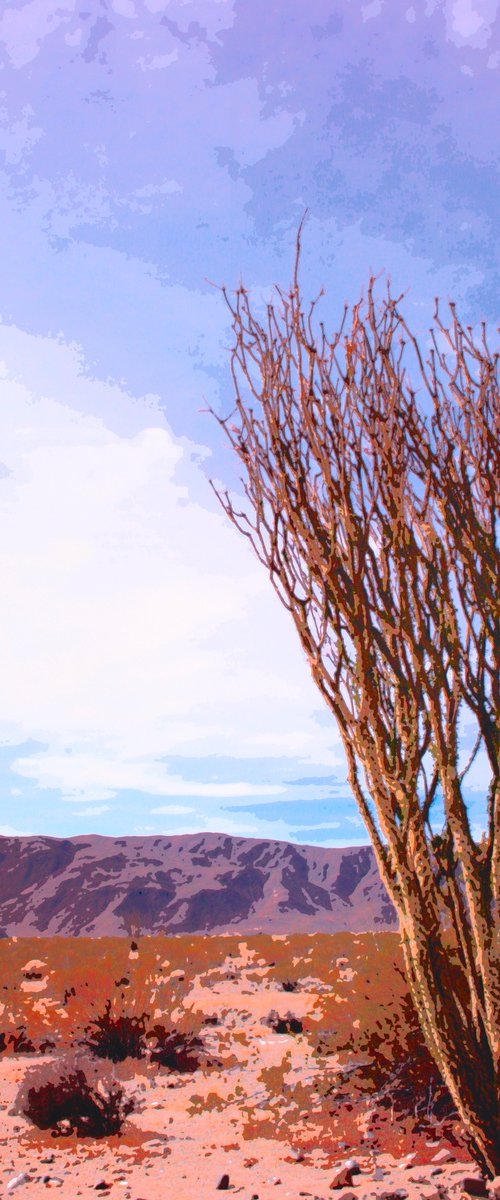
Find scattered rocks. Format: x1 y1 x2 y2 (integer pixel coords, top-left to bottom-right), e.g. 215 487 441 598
329 1163 355 1189
344 1159 362 1176
402 1154 417 1167
458 1178 488 1197
7 1176 30 1193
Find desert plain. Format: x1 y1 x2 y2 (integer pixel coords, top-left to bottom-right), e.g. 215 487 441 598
0 932 495 1200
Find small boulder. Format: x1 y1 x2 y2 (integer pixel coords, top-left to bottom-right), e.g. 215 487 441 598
7 1176 30 1194
344 1158 361 1176
216 1174 230 1191
329 1164 354 1189
432 1148 455 1164
459 1178 488 1197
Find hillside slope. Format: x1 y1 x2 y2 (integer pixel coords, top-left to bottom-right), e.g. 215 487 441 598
0 832 397 936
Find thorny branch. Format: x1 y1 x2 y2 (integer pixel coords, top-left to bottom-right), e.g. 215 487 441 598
209 255 500 1175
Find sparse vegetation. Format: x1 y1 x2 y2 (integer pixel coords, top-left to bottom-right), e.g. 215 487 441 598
265 1010 303 1035
15 1056 135 1137
0 931 478 1190
82 1000 148 1062
8 1026 55 1054
0 931 483 1197
147 1023 205 1072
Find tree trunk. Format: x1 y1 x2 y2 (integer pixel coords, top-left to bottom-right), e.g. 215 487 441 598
392 872 500 1177
401 926 500 1176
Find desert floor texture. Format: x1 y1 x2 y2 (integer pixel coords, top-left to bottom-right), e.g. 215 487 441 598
0 933 496 1200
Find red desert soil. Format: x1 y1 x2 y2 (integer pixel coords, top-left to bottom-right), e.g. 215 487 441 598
0 933 492 1199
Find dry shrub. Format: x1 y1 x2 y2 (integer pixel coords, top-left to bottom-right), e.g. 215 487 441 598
8 1026 56 1055
146 1024 205 1072
15 1056 135 1137
265 1010 303 1035
314 994 454 1130
82 1000 148 1062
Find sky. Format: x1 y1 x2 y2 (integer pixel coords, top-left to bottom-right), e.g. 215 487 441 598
0 0 497 845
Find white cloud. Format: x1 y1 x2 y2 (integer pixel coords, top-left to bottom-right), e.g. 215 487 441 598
73 805 111 817
150 804 196 816
0 824 34 836
0 0 75 68
445 0 498 45
0 326 341 809
138 50 178 71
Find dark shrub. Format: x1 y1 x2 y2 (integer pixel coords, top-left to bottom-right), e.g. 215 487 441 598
9 1027 38 1054
2 1026 55 1055
83 1000 148 1062
265 1010 303 1035
15 1057 134 1137
147 1024 204 1072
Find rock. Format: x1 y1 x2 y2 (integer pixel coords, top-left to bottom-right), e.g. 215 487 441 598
432 1149 455 1164
7 1177 30 1193
216 1175 230 1190
329 1164 354 1189
402 1154 417 1168
379 1192 409 1200
94 1184 112 1192
459 1179 488 1197
488 1178 500 1200
344 1159 362 1176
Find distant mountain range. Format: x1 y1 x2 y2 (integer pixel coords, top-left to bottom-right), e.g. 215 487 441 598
0 832 397 937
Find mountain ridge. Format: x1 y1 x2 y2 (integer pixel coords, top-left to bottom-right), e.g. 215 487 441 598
0 832 397 937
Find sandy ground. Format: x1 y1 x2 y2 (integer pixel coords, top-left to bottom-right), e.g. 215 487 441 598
0 937 497 1200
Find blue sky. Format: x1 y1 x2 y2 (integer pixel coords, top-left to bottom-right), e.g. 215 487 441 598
0 0 497 844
